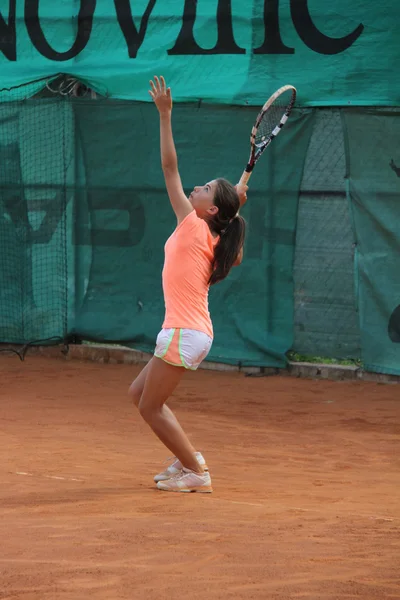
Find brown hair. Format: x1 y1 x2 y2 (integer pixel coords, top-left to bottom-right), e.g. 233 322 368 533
208 178 246 285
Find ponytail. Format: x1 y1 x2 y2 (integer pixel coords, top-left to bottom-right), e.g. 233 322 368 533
209 214 246 285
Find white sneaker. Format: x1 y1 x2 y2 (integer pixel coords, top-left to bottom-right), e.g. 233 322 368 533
157 468 213 493
154 452 208 483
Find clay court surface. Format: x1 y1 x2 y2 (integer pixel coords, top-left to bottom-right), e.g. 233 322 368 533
0 355 399 600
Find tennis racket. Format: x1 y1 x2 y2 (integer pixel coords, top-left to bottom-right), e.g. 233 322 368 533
239 85 296 187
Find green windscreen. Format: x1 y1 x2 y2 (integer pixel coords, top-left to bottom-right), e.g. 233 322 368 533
72 100 314 367
1 93 399 374
342 109 400 375
0 93 314 367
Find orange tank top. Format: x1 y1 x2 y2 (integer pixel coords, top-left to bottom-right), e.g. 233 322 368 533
162 210 218 338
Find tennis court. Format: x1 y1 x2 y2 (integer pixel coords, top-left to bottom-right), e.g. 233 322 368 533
1 355 399 599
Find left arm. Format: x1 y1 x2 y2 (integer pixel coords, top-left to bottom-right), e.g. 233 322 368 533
149 76 193 224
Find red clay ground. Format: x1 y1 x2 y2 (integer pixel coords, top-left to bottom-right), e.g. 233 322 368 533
0 355 399 600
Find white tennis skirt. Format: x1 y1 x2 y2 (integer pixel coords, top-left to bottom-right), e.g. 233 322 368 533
154 328 213 370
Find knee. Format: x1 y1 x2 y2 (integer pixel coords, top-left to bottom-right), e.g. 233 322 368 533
128 383 141 408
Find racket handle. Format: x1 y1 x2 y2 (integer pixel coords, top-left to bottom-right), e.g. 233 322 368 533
238 170 252 187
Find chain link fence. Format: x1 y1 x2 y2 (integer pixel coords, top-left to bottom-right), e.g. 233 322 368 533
293 109 361 360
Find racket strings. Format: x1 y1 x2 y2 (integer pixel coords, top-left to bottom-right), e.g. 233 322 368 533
255 91 293 147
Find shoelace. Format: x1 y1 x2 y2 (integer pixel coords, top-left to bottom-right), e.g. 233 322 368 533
169 468 206 481
168 469 190 481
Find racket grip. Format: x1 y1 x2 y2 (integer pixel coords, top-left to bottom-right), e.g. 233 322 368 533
238 170 252 187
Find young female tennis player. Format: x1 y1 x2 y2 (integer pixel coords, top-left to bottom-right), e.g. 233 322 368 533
128 76 247 493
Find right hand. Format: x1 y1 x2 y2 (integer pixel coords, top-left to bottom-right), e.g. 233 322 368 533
149 76 172 115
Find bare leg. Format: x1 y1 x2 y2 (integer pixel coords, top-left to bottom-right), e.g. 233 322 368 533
128 358 154 407
137 357 203 473
128 359 193 445
128 358 200 471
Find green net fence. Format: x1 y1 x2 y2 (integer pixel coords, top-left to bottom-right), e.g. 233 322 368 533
294 109 361 359
0 86 70 349
343 108 400 375
0 80 314 367
0 79 399 374
71 98 314 367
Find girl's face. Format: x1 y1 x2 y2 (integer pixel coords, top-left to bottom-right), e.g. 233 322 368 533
189 180 219 219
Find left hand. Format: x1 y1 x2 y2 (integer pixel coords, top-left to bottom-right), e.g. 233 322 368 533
149 76 172 115
235 183 248 207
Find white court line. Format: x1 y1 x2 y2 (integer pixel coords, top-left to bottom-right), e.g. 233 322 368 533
12 475 397 522
15 471 84 482
214 498 398 521
227 501 264 507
